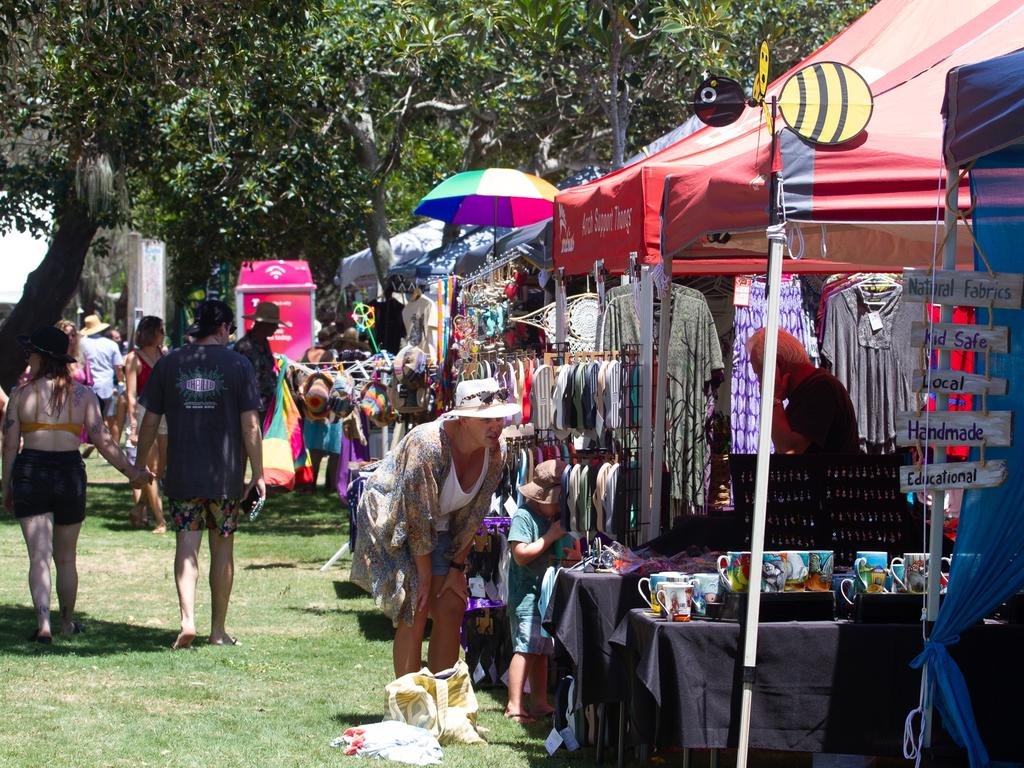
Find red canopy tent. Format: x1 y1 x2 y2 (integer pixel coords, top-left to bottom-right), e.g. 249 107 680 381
553 0 1023 276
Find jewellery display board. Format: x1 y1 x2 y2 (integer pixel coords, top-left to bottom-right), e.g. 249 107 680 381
729 453 914 565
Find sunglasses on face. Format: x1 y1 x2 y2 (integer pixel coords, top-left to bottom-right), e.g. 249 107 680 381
463 387 509 405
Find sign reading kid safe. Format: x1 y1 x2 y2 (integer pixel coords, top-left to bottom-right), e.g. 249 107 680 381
902 269 1024 309
910 323 1008 353
895 411 1013 448
899 460 1008 493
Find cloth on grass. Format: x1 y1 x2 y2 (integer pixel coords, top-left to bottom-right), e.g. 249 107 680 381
330 721 442 765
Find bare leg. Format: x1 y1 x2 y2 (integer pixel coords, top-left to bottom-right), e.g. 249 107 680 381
207 529 235 644
141 441 165 531
393 609 430 677
325 454 339 492
19 514 54 638
528 653 553 717
52 522 82 634
505 652 534 721
426 574 467 673
157 435 168 480
173 530 203 649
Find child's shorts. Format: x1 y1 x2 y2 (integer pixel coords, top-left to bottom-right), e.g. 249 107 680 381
511 606 553 655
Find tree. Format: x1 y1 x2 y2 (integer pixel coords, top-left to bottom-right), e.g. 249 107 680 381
0 2 316 391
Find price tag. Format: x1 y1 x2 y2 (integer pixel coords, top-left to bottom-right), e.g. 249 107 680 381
544 729 563 756
734 276 752 307
560 726 581 751
868 311 883 332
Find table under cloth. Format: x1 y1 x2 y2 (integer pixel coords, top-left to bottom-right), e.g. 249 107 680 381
609 609 1024 760
542 570 646 709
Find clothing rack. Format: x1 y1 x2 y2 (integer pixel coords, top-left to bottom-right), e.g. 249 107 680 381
542 349 619 367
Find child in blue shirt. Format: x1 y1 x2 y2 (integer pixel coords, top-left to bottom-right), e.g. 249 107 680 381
506 459 571 724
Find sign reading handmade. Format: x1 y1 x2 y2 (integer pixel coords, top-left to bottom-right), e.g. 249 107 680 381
899 460 1008 493
895 411 1013 448
902 269 1024 309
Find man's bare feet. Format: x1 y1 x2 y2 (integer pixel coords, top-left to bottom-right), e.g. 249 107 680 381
172 626 196 650
529 705 555 719
152 524 167 534
208 633 239 646
504 709 537 724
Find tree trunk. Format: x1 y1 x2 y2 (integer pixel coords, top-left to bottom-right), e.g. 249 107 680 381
0 202 98 392
365 180 394 288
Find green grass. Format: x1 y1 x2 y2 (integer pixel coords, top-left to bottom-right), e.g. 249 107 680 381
0 474 582 768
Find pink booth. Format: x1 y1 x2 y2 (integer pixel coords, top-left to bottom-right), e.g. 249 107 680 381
235 260 316 361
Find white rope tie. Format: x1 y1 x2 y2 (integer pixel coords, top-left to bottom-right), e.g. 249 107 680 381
903 673 927 766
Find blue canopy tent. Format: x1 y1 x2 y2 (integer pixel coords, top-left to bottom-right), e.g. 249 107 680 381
909 47 1024 768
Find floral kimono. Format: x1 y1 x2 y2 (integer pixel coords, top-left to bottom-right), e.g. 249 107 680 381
351 420 505 626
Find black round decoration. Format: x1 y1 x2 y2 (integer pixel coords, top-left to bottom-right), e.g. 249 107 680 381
692 76 745 127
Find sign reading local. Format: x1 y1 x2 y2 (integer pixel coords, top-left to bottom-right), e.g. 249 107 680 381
899 460 1008 493
895 411 1013 448
902 269 1024 308
909 322 1008 353
912 369 1008 396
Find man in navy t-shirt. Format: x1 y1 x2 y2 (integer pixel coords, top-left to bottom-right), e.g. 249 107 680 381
137 300 263 650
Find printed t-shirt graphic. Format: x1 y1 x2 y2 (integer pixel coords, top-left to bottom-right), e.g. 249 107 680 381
140 344 261 500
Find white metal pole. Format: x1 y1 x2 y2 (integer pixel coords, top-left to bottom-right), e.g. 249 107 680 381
555 267 567 348
735 227 786 768
922 166 958 748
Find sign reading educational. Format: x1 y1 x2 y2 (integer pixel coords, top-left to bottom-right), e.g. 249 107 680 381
902 269 1024 309
899 461 1008 493
895 411 1013 448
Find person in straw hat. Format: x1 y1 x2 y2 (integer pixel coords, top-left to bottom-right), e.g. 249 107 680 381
351 378 520 677
505 459 573 723
3 327 151 643
78 313 125 445
234 301 290 426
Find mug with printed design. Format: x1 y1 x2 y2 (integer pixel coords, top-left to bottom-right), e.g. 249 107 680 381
638 572 688 614
717 552 752 593
690 573 720 616
840 551 890 604
657 580 696 622
891 553 951 594
783 551 810 592
805 551 834 592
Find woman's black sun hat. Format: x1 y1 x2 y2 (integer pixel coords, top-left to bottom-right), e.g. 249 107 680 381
18 326 76 364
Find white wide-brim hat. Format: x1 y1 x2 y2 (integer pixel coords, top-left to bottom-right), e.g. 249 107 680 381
447 377 522 419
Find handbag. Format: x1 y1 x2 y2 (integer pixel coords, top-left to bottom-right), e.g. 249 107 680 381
385 660 486 745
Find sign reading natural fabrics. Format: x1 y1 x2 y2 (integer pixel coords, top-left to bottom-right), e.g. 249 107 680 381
899 267 1018 493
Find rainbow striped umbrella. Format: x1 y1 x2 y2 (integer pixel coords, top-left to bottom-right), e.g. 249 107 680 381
414 168 557 227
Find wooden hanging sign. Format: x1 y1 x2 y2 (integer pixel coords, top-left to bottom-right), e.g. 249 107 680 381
899 460 1008 492
895 411 1013 447
912 369 1008 396
902 269 1024 308
910 322 1008 353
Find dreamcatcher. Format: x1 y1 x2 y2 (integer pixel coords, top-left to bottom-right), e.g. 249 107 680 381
511 292 600 352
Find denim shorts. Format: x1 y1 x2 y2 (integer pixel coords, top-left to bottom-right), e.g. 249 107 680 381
430 530 454 576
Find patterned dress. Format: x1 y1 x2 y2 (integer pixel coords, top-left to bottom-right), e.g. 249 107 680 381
350 421 506 627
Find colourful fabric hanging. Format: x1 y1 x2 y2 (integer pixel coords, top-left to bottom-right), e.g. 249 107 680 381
263 357 313 489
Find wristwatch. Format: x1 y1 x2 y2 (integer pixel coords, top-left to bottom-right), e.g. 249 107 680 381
448 560 467 571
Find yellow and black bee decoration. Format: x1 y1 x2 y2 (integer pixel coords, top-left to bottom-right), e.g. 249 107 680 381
778 61 874 145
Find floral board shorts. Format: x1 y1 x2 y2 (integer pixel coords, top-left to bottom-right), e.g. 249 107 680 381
169 498 241 537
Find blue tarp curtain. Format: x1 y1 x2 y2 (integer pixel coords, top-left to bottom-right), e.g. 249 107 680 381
910 146 1024 767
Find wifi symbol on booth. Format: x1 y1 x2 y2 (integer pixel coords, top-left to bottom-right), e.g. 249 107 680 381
266 264 287 280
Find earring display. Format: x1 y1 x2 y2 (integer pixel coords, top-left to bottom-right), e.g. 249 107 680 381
729 454 911 565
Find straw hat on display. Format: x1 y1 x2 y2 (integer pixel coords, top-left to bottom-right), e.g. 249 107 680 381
519 459 567 505
447 378 522 419
243 301 291 327
79 314 110 337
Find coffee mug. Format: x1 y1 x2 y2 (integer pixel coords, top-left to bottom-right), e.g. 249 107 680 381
805 550 834 592
717 552 752 593
783 551 810 592
762 552 789 593
657 580 696 622
690 573 720 616
638 572 688 613
892 554 951 594
854 551 889 594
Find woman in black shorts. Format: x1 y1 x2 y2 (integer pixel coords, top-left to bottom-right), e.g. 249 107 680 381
2 327 150 643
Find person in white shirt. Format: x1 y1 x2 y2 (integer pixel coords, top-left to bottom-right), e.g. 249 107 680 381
79 315 125 445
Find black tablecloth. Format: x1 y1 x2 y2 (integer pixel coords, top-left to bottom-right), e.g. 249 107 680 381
542 570 646 708
610 609 1024 760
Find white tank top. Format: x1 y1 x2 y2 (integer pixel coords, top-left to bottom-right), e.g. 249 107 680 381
436 447 490 531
